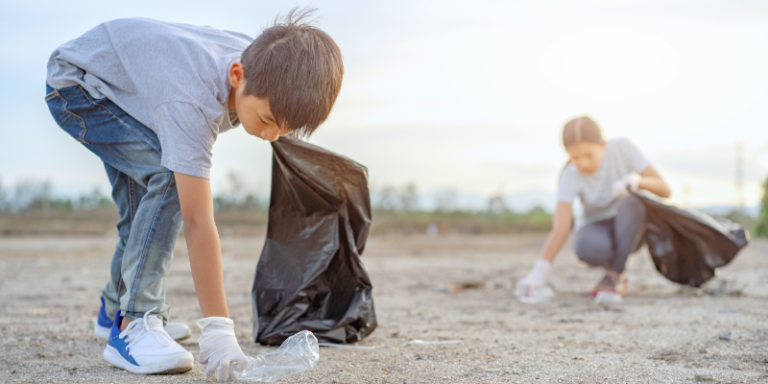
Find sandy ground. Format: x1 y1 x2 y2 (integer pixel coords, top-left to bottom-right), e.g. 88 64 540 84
1 234 767 384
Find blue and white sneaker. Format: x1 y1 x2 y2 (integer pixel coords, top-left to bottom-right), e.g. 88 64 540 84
103 309 194 374
94 297 191 341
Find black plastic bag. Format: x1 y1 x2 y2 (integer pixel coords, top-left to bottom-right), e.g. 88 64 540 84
252 135 376 345
635 192 749 287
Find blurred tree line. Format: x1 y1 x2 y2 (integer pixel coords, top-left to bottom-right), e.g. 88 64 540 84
370 182 553 235
0 179 113 214
756 175 768 237
0 173 269 236
1 174 765 237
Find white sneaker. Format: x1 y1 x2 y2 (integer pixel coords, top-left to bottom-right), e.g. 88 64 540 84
96 320 192 342
594 291 623 304
103 309 193 374
94 297 191 341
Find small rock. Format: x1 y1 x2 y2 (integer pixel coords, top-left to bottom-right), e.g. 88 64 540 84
698 347 707 354
761 358 768 364
718 330 732 341
415 354 429 361
694 373 713 381
729 359 742 370
88 318 96 330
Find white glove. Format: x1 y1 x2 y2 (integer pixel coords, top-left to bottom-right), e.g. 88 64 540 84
515 259 551 291
198 317 250 382
612 173 641 198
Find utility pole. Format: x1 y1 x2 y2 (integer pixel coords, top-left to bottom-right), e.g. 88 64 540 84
681 183 691 209
736 141 745 215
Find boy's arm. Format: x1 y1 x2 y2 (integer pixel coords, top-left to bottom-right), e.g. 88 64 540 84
177 173 249 381
175 172 229 318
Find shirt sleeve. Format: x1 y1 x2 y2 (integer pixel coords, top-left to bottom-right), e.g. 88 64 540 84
152 102 218 179
616 138 650 174
556 165 580 203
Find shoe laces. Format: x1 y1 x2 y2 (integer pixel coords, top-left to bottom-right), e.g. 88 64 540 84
119 307 172 350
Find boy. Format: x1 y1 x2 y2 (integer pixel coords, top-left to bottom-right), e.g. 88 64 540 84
45 9 343 381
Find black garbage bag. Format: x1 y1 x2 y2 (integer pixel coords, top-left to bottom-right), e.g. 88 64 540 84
635 192 749 287
252 135 376 345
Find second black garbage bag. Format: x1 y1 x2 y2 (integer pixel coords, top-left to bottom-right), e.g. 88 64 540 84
252 135 376 345
635 192 749 287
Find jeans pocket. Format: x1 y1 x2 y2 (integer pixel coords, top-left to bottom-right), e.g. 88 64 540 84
44 90 59 102
46 89 89 144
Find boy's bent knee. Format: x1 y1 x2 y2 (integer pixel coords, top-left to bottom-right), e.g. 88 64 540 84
145 171 177 192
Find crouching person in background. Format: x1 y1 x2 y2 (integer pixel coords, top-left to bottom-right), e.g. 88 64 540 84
516 115 670 304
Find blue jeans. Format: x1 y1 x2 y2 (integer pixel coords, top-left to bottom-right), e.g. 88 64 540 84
45 84 182 322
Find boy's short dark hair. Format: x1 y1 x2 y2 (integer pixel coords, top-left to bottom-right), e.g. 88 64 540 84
242 8 343 137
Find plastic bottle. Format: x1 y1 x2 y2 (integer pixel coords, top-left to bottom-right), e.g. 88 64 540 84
239 330 320 382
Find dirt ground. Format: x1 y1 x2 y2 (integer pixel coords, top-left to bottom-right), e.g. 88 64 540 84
1 234 767 383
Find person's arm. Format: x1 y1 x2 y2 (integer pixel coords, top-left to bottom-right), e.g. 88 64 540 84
516 202 572 294
177 173 248 381
638 165 671 198
175 172 229 318
539 201 573 263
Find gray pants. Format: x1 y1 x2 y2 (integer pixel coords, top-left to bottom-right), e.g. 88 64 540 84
573 195 646 273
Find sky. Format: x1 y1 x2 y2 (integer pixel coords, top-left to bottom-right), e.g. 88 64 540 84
1 0 767 212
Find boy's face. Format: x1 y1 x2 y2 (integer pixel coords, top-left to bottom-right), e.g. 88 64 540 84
565 141 606 175
228 63 290 142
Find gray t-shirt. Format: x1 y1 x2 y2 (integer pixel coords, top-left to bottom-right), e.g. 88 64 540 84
47 18 252 179
557 138 650 227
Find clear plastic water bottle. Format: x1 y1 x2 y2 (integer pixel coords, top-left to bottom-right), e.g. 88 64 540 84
239 330 320 382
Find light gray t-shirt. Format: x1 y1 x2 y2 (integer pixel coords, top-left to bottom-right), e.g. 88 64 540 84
557 138 650 227
47 18 253 179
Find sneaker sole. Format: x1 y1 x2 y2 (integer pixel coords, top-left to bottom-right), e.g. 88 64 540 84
594 292 623 305
94 323 112 341
95 322 192 342
103 345 193 374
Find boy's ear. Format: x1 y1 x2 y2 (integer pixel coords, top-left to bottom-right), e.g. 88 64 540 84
229 62 245 88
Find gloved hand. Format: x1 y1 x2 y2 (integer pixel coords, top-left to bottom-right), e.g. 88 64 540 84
515 259 551 292
198 317 250 382
612 173 641 198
